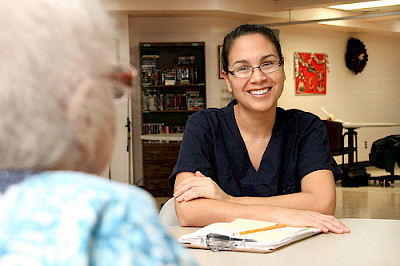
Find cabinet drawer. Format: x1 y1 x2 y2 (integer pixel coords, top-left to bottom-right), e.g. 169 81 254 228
144 178 173 197
143 161 176 177
143 143 181 161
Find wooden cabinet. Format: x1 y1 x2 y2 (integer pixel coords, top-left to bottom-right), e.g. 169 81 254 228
140 42 206 197
142 143 180 197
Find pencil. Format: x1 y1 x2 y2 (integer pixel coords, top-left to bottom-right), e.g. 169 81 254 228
234 224 287 236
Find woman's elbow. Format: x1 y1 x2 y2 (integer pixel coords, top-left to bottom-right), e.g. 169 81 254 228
319 197 336 215
175 199 214 227
176 209 192 227
175 201 199 227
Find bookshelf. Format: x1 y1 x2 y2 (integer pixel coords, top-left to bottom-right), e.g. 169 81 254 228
140 42 206 197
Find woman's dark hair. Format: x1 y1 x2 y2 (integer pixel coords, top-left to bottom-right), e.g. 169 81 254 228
221 24 282 73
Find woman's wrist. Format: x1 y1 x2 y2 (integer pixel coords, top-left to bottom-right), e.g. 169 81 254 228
225 194 236 203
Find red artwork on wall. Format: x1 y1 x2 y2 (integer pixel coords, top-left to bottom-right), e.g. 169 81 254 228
295 52 329 95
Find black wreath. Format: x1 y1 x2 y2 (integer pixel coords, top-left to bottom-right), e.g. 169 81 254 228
345 37 368 74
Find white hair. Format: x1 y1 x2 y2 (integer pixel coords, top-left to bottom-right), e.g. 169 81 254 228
0 0 117 172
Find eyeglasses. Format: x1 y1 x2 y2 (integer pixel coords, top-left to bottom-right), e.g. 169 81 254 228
107 64 137 104
227 62 282 78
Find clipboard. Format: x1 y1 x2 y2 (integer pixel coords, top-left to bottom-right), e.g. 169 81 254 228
178 218 321 253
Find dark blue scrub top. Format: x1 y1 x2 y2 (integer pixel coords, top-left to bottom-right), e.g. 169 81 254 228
169 100 340 197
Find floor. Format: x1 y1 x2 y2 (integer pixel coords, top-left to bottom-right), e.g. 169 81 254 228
335 165 400 219
155 165 400 220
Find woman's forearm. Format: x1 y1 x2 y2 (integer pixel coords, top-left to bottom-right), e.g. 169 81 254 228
228 192 335 215
228 170 337 215
175 197 282 227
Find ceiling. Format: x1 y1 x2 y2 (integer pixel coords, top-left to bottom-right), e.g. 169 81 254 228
105 0 400 34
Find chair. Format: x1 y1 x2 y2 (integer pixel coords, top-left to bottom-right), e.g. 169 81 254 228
158 197 180 226
369 135 400 187
322 120 358 175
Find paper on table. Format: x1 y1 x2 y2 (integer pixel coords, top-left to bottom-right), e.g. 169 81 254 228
215 218 278 236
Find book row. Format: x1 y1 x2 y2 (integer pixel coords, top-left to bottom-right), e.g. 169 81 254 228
142 123 185 135
141 67 200 86
141 55 200 86
142 89 204 111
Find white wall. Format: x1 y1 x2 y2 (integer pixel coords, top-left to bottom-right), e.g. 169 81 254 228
274 25 400 162
127 17 400 183
105 14 133 184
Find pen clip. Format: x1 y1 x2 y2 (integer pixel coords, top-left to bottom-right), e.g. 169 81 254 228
204 233 255 252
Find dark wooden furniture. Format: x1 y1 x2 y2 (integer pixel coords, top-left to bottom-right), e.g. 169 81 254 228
322 120 357 172
142 143 180 197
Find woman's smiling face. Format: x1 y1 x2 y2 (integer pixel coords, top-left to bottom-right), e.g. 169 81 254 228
223 33 285 114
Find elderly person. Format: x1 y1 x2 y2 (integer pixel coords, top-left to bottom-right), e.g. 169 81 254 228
0 0 196 265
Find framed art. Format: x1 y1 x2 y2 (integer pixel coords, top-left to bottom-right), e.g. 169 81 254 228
218 45 224 79
294 52 329 95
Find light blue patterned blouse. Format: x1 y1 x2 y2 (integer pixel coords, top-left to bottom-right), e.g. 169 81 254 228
0 171 197 266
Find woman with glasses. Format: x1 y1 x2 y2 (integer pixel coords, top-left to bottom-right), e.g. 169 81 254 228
0 0 196 265
170 24 349 234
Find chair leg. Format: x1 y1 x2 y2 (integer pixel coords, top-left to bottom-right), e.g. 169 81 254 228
354 132 358 163
385 178 390 187
342 153 346 175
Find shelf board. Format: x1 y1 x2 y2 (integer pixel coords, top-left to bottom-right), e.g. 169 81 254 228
143 109 200 114
141 133 184 141
143 83 205 89
140 42 204 48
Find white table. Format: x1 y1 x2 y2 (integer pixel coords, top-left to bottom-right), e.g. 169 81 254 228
169 219 400 266
342 122 399 130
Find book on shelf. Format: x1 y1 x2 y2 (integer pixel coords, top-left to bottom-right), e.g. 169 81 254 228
178 218 321 253
142 123 185 135
177 55 195 65
163 72 176 86
142 67 200 86
187 89 204 110
177 56 196 84
142 89 187 111
141 54 200 86
142 55 160 59
142 88 204 111
142 89 163 111
142 123 185 143
141 55 160 86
